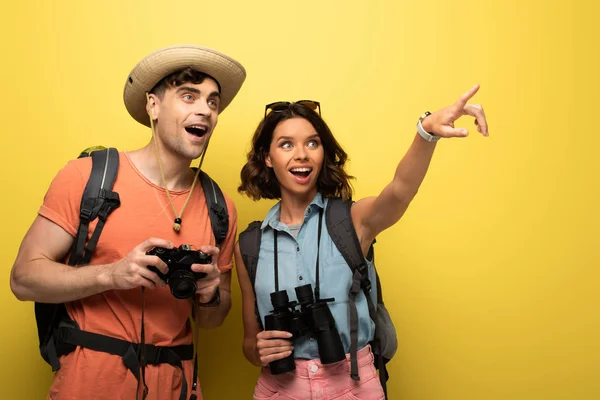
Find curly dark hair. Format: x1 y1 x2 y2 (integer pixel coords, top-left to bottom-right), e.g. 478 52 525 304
238 102 354 201
149 67 221 98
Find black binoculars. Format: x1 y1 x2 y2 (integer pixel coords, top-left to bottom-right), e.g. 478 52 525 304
263 284 346 374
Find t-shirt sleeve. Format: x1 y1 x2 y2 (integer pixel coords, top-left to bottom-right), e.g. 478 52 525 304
216 195 237 273
38 159 91 237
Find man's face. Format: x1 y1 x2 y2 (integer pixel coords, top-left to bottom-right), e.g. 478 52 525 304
149 77 220 161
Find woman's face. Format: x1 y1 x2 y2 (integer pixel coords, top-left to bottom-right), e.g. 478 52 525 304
266 117 325 200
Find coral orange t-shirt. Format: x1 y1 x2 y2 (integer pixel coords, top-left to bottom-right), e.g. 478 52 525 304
38 152 237 400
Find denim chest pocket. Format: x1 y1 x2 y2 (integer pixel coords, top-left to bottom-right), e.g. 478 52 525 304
319 253 353 303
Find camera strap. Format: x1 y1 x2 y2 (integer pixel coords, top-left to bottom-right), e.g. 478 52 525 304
273 209 324 296
139 288 149 400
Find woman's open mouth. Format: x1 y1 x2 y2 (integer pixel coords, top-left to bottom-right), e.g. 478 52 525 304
289 167 313 184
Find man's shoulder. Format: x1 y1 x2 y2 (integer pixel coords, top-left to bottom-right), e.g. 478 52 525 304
47 156 94 189
62 154 94 171
69 150 130 183
48 150 131 197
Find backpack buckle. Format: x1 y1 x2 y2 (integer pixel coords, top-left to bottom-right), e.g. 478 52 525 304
97 192 121 221
361 278 372 293
355 263 371 292
136 343 163 365
356 262 368 275
79 197 95 222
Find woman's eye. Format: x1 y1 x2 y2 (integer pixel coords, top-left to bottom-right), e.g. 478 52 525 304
281 142 292 149
308 140 319 148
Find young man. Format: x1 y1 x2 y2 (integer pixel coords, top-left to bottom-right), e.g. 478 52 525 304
10 44 246 400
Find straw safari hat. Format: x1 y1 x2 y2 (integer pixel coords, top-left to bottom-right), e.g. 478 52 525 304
123 44 246 127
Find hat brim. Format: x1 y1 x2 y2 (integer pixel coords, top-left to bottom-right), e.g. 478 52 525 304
123 44 246 127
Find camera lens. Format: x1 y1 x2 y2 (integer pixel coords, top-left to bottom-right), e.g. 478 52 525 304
169 269 197 299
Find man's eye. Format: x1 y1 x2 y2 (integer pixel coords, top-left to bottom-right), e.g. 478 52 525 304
183 94 194 101
208 99 218 107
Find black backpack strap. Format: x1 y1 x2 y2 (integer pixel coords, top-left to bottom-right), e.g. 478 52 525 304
190 171 228 400
325 198 388 397
68 147 120 266
325 198 368 381
197 170 229 248
38 148 121 372
56 327 193 400
369 244 389 398
239 221 263 329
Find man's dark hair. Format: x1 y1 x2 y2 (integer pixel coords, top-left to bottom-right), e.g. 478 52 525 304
150 67 221 98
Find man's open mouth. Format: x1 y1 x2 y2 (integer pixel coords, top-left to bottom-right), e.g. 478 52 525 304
185 125 208 137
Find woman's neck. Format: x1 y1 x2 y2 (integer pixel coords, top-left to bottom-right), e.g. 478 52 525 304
279 190 318 225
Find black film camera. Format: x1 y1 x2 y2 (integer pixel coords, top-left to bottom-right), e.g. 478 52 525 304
147 244 212 299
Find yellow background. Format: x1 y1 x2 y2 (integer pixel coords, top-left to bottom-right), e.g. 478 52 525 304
1 1 598 399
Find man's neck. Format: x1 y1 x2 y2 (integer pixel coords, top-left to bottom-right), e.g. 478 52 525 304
128 143 195 191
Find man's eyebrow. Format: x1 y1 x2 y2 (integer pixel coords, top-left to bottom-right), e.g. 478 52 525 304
176 86 201 94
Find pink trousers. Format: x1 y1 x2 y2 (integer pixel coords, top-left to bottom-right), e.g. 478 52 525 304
254 345 385 400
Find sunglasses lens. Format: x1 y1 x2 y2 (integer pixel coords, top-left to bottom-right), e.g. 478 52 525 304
265 100 321 117
297 100 319 111
265 102 290 116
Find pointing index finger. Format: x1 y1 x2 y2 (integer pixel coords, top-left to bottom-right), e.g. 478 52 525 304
456 84 480 107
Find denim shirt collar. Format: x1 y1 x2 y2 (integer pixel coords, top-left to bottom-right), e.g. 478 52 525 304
261 192 326 231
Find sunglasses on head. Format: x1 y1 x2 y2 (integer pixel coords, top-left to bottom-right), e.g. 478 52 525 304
264 100 321 119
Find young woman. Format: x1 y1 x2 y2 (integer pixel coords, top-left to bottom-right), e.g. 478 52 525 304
235 86 488 399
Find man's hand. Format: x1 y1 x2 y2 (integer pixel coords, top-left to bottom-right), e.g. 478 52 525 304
422 84 489 138
106 238 172 290
192 245 221 303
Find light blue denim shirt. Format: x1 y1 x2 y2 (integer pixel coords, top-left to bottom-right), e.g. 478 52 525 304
255 193 377 360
